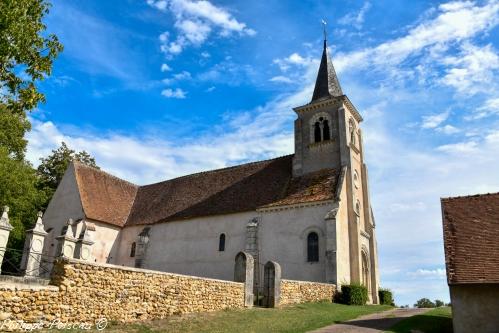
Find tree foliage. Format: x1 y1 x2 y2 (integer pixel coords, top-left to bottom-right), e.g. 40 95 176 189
0 104 31 160
37 142 99 202
414 298 436 308
0 147 46 248
0 0 63 114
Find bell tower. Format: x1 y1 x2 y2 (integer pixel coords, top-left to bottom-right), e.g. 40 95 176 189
292 32 380 303
292 36 363 176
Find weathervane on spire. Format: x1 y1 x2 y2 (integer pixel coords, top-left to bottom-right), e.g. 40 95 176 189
321 19 327 42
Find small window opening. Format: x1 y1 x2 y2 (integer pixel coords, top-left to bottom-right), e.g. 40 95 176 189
130 242 136 257
323 120 330 141
219 233 226 252
314 122 322 142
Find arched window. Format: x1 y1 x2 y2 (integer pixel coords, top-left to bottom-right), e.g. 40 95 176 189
314 122 322 143
130 242 136 257
307 232 319 262
219 233 226 252
322 120 330 141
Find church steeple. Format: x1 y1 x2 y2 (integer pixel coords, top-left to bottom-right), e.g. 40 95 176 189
311 37 343 102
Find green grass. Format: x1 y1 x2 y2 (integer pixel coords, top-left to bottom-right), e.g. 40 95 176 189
59 302 391 333
385 307 453 333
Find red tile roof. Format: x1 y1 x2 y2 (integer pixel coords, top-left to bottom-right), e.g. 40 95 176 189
441 192 499 284
72 155 340 227
74 162 138 227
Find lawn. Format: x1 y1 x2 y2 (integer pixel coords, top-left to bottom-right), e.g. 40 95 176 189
63 302 392 333
385 307 453 333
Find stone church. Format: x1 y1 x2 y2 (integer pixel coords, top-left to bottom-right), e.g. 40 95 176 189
42 39 380 303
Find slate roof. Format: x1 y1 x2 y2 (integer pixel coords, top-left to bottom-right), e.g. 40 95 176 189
311 40 343 102
72 155 341 227
441 192 499 285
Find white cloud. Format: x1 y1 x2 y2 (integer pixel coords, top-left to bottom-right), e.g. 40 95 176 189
160 63 172 72
408 268 447 279
436 124 460 134
205 86 215 92
273 52 314 72
162 70 191 85
436 140 478 153
269 76 293 84
440 43 499 95
147 0 255 57
334 1 499 72
468 97 499 119
161 88 187 98
421 111 450 129
338 1 372 30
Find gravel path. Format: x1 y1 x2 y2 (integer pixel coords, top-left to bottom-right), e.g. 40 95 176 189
308 308 430 333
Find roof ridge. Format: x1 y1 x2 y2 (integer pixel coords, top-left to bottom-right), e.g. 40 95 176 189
73 160 139 188
441 191 499 201
138 154 294 188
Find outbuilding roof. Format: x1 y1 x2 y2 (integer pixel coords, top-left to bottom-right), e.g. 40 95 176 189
71 155 340 227
441 192 499 284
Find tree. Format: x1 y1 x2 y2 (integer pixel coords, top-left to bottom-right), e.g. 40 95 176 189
0 104 31 160
0 147 46 249
414 298 436 308
0 0 63 114
435 299 445 307
37 142 99 205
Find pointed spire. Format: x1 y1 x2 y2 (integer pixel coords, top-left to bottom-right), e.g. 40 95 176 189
311 31 343 102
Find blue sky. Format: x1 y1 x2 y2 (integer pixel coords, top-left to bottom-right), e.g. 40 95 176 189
26 0 499 306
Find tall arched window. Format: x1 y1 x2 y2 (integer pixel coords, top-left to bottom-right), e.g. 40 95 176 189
219 233 226 252
322 120 330 141
130 242 136 257
307 232 319 262
314 122 322 142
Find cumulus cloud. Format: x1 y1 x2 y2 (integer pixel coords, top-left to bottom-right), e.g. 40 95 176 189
147 0 255 57
269 76 293 84
161 88 187 98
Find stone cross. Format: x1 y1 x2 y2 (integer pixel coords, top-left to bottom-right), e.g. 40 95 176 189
0 206 13 274
20 212 48 277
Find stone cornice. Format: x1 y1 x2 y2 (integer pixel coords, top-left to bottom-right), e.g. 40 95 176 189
293 95 363 123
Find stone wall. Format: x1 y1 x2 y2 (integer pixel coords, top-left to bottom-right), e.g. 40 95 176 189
280 279 335 306
0 258 245 324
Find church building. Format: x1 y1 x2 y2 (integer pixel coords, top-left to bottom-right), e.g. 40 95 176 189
42 38 380 303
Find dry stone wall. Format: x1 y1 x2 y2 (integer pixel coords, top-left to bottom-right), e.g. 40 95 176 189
280 279 335 306
0 258 245 324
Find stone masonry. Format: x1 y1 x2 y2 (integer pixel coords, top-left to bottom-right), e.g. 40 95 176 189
280 279 335 306
0 258 245 324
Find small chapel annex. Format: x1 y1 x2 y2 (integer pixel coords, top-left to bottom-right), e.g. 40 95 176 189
42 38 380 303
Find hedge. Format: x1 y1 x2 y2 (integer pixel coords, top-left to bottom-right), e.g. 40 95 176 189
339 284 368 305
378 288 394 305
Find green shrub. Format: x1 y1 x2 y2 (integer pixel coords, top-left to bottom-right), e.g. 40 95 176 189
340 284 368 305
378 288 394 305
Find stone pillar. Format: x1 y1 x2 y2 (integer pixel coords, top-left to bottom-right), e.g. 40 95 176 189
20 212 48 277
263 261 281 308
234 251 255 307
56 219 77 258
245 218 259 296
0 206 13 274
75 221 95 261
135 227 150 268
325 203 339 284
